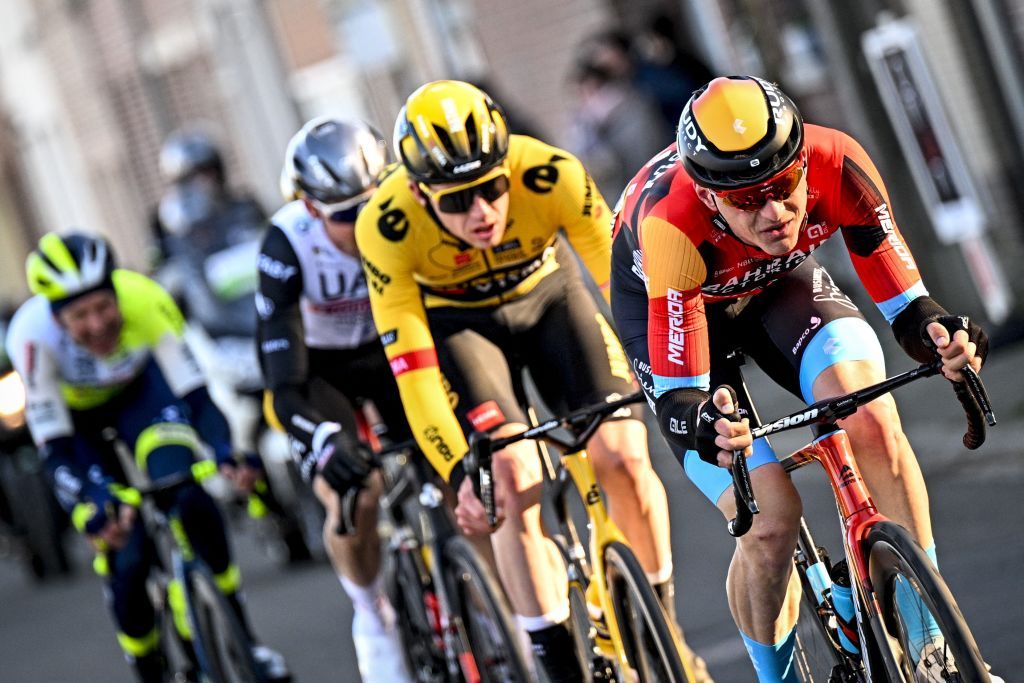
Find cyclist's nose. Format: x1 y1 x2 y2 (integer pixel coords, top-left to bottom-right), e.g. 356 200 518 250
468 193 496 218
759 198 788 220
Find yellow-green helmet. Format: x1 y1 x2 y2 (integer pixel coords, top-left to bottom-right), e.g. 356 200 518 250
394 80 509 183
26 232 116 308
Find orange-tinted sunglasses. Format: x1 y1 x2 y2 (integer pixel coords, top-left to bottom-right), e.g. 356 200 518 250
714 157 806 212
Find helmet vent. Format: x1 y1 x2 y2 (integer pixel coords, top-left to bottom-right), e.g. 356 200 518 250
431 125 455 160
465 113 478 156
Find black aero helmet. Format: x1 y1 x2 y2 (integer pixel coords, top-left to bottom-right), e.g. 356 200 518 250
394 80 510 183
285 117 390 205
677 76 803 190
159 128 224 185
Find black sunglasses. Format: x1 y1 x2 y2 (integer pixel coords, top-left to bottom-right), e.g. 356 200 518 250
317 200 367 224
423 173 511 213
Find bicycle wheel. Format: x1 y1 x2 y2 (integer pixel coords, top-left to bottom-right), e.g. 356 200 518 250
187 565 264 683
387 544 448 683
603 540 691 683
442 535 533 683
792 563 857 683
866 521 988 682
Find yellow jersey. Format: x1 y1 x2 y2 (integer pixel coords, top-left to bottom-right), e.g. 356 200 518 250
355 135 612 478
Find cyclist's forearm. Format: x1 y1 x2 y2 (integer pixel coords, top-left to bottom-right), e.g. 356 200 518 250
270 384 328 453
393 367 468 482
182 386 233 463
40 436 100 512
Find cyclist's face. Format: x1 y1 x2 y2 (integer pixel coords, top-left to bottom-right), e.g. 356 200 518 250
304 199 360 257
413 178 510 249
695 174 809 256
56 290 123 356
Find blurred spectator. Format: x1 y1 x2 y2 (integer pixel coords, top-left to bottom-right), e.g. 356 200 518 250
581 20 714 139
567 41 667 201
468 78 547 139
151 126 266 339
633 14 715 128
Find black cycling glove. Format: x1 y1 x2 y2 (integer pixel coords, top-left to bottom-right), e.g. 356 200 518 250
655 385 743 466
891 296 989 365
299 421 373 495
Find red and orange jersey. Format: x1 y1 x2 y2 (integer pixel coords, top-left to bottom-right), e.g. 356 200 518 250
612 124 927 395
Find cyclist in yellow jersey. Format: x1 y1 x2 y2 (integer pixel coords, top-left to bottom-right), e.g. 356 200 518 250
355 80 709 683
6 232 289 682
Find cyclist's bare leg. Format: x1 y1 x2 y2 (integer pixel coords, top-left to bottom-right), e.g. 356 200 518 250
313 473 383 585
488 423 566 617
812 360 934 547
717 462 803 643
588 418 672 574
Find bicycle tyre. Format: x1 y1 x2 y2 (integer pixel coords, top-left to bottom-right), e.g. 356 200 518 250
187 565 265 683
866 521 988 682
792 562 855 683
387 544 448 683
568 579 600 679
603 540 691 683
442 535 533 683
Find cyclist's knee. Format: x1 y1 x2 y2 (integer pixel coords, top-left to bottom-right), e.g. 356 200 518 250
492 441 543 512
590 419 655 485
176 482 220 519
726 468 802 568
842 397 907 458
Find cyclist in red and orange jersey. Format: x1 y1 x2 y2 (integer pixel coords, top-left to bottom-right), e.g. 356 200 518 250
610 76 991 682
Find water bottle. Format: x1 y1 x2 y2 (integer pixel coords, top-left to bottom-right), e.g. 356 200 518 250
830 559 860 655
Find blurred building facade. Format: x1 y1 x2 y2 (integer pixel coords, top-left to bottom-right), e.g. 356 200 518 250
0 0 1022 339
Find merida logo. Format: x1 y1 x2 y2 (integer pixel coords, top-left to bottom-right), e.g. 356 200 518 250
666 288 686 366
873 204 917 271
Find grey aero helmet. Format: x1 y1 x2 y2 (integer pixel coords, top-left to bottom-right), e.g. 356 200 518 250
284 117 391 205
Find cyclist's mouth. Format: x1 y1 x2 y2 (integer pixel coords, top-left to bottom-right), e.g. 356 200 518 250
472 223 497 241
762 219 793 240
86 329 120 355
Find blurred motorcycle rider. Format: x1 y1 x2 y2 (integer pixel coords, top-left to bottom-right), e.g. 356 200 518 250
154 128 312 561
154 127 266 337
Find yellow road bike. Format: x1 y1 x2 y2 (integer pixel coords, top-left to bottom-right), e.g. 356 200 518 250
466 393 695 683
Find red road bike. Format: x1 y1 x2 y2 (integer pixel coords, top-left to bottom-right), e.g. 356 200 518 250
726 358 997 682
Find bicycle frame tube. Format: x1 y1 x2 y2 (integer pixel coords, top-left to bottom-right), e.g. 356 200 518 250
784 430 887 592
561 447 635 672
783 426 903 675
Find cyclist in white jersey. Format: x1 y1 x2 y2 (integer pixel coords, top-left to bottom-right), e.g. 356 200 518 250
256 117 412 683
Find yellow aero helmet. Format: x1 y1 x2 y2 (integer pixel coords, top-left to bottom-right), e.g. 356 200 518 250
394 80 509 183
678 76 803 190
26 232 115 306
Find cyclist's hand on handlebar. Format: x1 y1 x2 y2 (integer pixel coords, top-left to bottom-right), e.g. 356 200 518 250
454 476 504 535
89 503 137 552
926 317 986 383
300 421 373 495
696 385 753 468
219 453 263 494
